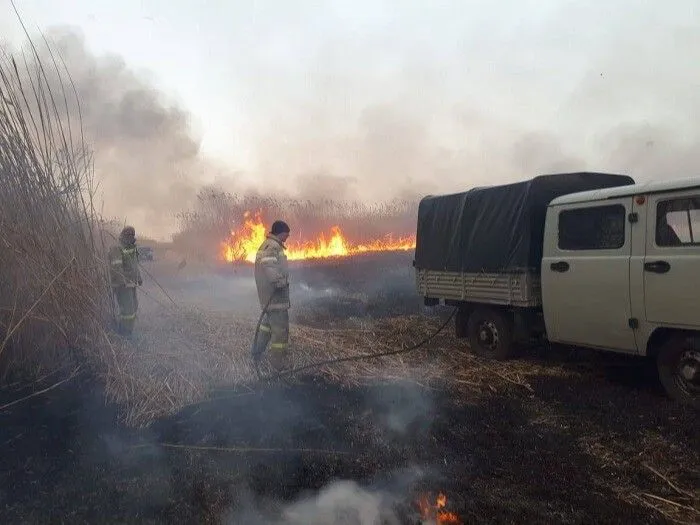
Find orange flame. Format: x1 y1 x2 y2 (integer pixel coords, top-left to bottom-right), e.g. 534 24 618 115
220 210 416 263
417 492 462 524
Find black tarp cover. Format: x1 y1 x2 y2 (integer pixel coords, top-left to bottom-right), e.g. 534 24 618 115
414 172 635 273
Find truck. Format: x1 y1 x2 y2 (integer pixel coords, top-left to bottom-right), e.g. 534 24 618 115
414 172 699 408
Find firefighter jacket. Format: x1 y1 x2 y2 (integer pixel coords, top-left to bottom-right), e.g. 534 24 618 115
254 234 290 311
108 243 142 288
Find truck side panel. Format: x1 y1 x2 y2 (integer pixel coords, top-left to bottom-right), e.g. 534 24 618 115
416 269 542 307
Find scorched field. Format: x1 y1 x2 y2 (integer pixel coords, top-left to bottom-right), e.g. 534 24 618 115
0 251 698 525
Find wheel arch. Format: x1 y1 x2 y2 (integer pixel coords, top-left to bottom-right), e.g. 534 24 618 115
646 327 700 358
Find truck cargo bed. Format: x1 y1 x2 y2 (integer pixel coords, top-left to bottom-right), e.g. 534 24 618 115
415 173 634 274
416 269 542 308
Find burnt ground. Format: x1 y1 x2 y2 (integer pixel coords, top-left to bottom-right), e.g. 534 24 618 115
1 254 699 524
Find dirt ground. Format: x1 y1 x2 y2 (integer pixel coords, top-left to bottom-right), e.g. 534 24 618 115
0 253 698 524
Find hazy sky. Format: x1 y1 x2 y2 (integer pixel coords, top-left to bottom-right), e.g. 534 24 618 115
2 1 699 238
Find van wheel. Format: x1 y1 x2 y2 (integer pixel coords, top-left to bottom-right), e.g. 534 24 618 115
467 307 515 360
657 336 700 409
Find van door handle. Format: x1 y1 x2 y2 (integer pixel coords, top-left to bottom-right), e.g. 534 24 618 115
550 261 570 272
644 260 671 273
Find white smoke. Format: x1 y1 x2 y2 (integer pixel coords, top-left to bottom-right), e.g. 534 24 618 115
279 480 400 525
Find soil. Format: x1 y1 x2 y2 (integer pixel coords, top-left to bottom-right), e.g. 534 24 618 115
1 357 697 524
1 254 698 524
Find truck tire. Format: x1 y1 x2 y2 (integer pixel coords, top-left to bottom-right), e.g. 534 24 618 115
657 335 700 409
466 307 515 360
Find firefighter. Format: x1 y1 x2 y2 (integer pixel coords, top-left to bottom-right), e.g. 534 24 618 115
108 226 143 336
253 220 291 370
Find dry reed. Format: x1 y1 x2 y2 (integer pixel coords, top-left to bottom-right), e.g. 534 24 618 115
102 296 546 428
0 20 112 382
173 187 418 264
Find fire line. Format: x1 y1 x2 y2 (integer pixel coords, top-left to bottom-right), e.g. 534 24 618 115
220 210 416 263
417 492 462 524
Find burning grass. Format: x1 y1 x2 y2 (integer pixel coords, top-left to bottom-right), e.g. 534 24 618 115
218 209 416 263
174 186 419 265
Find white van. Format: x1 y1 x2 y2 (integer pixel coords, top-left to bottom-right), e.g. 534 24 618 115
415 173 699 408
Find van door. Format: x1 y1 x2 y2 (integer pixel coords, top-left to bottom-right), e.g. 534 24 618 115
643 191 700 328
541 198 638 353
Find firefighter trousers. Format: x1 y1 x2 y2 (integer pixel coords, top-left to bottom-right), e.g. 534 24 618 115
253 309 289 369
114 286 138 335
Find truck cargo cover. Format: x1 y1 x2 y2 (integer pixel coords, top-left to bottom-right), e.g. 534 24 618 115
414 172 635 273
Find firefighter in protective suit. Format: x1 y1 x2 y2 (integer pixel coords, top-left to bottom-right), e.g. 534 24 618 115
108 226 143 335
253 220 291 371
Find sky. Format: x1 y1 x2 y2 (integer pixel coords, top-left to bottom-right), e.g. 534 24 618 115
1 0 699 239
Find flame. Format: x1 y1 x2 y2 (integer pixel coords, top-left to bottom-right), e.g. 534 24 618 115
417 492 462 524
220 210 416 263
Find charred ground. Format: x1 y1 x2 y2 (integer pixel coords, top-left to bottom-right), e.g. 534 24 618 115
1 253 698 524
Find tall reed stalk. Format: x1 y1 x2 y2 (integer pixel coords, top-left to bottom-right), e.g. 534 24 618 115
0 21 112 382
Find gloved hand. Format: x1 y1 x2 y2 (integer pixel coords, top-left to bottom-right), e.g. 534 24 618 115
137 278 143 286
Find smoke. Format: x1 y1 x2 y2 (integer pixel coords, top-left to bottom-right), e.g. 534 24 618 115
280 481 396 525
5 2 699 243
222 465 432 525
2 26 214 239
238 1 700 200
365 382 435 437
552 2 700 179
222 480 400 525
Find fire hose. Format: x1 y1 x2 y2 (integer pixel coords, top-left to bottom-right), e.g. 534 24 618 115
251 293 457 384
250 293 274 380
130 250 458 384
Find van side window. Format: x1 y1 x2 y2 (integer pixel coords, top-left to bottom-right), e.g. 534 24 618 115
656 196 700 246
558 205 626 251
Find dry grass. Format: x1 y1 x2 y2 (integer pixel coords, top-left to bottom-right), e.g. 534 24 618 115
102 301 543 428
0 21 112 382
173 187 418 264
575 429 700 524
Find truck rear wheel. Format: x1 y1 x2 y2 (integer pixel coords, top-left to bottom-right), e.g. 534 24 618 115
466 307 515 360
657 335 700 409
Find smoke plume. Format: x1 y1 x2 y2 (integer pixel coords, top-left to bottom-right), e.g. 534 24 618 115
3 26 211 239
5 1 699 241
222 480 399 525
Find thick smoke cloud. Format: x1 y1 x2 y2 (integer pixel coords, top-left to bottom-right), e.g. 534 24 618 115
557 3 700 181
7 1 700 240
4 26 212 239
233 1 699 201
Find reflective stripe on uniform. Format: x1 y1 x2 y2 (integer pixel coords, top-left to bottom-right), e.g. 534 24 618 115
260 256 277 263
259 325 271 332
122 248 136 255
111 259 123 265
119 314 136 320
270 343 287 350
